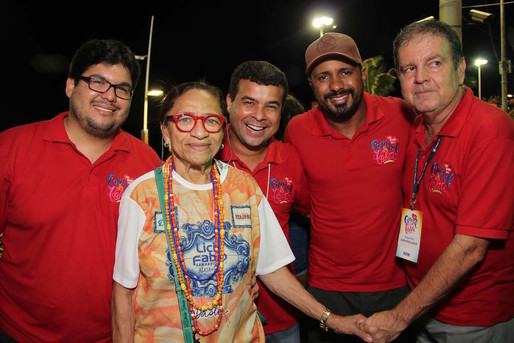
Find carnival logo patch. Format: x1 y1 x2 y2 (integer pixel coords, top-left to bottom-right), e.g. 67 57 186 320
404 212 419 235
428 162 455 194
270 177 293 204
107 173 134 202
371 136 400 165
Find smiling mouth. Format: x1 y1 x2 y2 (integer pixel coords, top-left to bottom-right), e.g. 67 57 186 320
246 124 266 132
93 104 116 113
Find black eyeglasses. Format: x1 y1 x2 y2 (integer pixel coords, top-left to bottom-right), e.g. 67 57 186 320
79 75 134 100
165 112 226 133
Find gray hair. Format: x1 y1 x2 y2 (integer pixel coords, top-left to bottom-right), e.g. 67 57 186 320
393 20 464 70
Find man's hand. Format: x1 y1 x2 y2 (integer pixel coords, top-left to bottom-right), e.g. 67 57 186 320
329 313 373 343
250 274 259 301
357 310 406 343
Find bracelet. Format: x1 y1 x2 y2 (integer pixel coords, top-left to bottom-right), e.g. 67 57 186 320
319 308 332 331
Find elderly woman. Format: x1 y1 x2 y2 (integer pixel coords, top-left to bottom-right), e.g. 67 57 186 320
111 81 371 342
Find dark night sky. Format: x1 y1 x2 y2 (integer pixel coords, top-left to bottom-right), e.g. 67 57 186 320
3 1 513 153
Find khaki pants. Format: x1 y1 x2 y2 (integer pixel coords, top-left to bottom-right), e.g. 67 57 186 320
414 316 514 343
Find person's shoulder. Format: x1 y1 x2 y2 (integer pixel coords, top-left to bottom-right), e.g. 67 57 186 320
284 109 314 138
288 110 311 125
371 94 417 123
274 140 302 161
1 119 50 139
123 169 157 199
118 130 161 160
469 98 514 138
223 162 260 189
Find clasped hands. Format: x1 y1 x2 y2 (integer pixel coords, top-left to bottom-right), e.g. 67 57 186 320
326 309 406 343
358 309 406 343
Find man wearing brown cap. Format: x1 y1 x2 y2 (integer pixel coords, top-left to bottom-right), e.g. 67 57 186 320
284 32 416 342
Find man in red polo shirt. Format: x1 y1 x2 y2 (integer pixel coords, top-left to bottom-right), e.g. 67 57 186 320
284 33 417 342
0 39 161 342
359 20 514 343
217 60 311 342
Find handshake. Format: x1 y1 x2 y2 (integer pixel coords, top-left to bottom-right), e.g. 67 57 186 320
328 309 409 343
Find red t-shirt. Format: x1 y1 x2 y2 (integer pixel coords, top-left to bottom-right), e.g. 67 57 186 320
217 132 310 334
0 112 162 342
402 88 514 326
285 93 416 292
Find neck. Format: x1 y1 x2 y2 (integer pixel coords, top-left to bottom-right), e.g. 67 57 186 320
423 87 465 143
228 131 267 172
63 115 115 164
325 102 367 139
171 156 213 184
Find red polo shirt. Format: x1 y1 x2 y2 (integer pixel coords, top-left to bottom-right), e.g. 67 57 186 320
0 112 162 342
217 129 310 334
402 88 514 326
285 93 416 292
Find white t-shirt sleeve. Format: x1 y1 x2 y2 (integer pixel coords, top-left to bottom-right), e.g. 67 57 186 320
255 196 295 276
113 194 145 288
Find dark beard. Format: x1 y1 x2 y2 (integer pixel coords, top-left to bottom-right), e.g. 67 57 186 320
319 88 362 122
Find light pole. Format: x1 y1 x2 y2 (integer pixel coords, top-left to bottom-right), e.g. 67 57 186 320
140 16 155 145
475 58 487 99
312 16 334 37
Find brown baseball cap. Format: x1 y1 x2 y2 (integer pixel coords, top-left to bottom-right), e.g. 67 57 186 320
305 32 362 75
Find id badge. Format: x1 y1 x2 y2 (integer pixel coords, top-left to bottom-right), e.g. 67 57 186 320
396 208 422 263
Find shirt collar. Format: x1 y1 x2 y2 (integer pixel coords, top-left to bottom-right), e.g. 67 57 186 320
217 124 284 170
415 87 472 141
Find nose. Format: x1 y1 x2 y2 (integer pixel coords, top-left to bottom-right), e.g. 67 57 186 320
414 67 429 84
329 76 344 92
190 118 209 139
102 85 117 101
253 105 267 121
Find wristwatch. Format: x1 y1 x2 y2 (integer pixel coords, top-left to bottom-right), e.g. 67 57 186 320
319 308 332 331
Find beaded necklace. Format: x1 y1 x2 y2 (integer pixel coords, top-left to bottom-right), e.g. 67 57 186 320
163 156 225 337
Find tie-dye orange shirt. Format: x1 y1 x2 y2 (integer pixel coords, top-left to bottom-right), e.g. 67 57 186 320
114 161 294 342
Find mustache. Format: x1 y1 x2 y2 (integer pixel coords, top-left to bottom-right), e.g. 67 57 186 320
324 88 354 100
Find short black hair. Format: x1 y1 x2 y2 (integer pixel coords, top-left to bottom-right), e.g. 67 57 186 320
228 60 288 106
68 39 140 87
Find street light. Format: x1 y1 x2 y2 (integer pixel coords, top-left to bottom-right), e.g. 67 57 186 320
312 16 334 37
474 58 488 99
138 16 155 145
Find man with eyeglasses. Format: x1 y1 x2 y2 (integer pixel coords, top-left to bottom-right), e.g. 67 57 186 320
217 60 311 343
0 39 161 342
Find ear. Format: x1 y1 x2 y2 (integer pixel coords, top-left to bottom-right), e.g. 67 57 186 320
161 123 171 146
65 78 75 98
307 77 313 89
458 58 466 86
226 94 233 112
361 66 367 84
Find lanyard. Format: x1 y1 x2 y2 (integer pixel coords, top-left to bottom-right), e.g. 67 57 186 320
410 137 442 209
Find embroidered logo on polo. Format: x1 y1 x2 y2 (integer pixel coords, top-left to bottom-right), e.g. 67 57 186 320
371 136 400 165
270 177 293 204
107 173 134 202
428 162 455 194
165 218 250 302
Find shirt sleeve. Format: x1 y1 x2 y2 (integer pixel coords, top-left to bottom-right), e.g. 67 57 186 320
255 196 295 275
113 195 146 288
455 117 514 238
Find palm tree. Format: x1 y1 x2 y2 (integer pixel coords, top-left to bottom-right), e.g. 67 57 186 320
363 55 397 96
